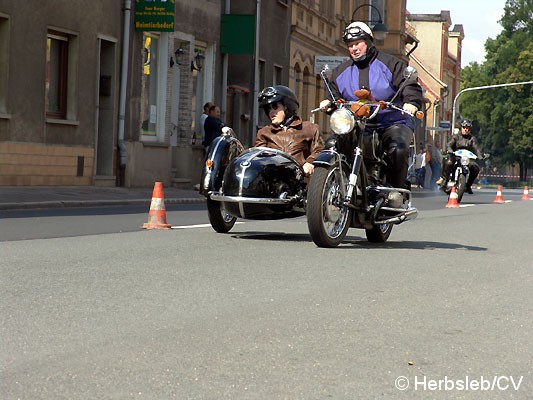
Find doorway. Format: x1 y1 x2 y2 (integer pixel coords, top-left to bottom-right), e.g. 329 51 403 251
95 38 117 186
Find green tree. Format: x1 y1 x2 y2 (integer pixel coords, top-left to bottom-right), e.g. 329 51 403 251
460 0 532 181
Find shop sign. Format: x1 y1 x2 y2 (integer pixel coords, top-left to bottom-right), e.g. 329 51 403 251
135 0 175 32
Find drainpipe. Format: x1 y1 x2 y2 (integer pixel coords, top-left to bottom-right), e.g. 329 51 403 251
118 0 131 181
432 98 439 143
251 0 261 146
221 0 230 123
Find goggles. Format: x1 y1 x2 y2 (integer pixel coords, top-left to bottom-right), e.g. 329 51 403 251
343 26 369 42
259 87 277 99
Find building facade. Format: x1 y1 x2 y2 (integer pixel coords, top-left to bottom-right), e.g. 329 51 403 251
0 1 463 189
406 11 464 147
0 1 123 186
124 0 223 188
0 0 223 188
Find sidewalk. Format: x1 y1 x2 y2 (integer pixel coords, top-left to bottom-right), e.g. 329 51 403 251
0 185 205 211
0 185 441 211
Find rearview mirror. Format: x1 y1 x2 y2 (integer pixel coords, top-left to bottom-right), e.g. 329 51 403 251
403 66 418 81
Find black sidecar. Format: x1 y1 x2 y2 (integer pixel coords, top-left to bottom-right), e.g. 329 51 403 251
200 128 307 233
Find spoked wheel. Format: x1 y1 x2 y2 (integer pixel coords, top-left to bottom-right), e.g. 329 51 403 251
206 198 236 233
456 175 467 203
307 166 351 248
365 223 393 243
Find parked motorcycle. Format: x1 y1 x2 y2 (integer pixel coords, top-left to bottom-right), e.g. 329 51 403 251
200 127 307 233
306 66 423 248
442 149 479 203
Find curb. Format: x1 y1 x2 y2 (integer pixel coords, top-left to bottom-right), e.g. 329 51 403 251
0 197 206 211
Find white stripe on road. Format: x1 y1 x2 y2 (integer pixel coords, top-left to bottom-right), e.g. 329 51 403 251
171 222 244 229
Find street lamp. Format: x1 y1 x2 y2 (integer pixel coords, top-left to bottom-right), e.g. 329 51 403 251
191 51 205 72
451 80 533 129
169 46 184 68
351 3 388 41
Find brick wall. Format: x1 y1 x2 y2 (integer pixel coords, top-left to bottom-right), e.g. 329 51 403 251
0 142 94 185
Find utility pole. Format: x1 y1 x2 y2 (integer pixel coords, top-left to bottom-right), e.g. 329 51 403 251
451 81 533 128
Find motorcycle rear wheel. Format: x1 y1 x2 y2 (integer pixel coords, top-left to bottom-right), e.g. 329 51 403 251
365 223 393 243
207 198 237 233
307 166 351 248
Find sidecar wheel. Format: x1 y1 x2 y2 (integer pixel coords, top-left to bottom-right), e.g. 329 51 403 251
307 166 351 248
206 198 236 233
365 223 393 243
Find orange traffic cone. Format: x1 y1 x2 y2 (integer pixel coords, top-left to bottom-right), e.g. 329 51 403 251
445 187 460 208
521 186 531 200
493 185 505 204
143 182 172 229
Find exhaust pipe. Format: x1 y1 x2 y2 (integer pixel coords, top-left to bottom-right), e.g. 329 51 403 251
375 208 418 225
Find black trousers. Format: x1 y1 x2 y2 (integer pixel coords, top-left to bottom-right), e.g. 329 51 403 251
379 124 412 189
330 124 412 189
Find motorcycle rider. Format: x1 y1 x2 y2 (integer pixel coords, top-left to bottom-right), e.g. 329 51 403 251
436 119 483 194
256 85 324 176
319 21 423 189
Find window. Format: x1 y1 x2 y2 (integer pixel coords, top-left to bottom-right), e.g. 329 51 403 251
46 28 78 121
273 65 282 86
141 32 159 137
370 0 385 25
46 32 68 118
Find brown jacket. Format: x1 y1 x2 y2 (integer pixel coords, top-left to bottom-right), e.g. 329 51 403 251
254 117 324 166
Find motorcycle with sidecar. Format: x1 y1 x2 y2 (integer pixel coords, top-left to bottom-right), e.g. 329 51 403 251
199 127 308 233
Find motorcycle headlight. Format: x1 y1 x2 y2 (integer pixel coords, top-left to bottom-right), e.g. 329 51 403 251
330 108 355 135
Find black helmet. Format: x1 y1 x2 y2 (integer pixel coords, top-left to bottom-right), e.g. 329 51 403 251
461 119 472 128
342 21 374 44
258 85 299 117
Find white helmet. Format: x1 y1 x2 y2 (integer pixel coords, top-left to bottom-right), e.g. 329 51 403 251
342 21 374 43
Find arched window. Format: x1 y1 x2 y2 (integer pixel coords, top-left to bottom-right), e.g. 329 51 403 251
302 66 311 120
293 63 302 110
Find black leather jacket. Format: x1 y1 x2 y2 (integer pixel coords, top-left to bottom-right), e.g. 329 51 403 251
446 133 482 158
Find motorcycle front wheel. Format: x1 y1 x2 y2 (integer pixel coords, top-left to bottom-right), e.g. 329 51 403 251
206 198 237 233
456 174 467 203
307 166 351 248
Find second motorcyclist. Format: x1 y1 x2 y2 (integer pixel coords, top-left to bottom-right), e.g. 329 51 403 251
256 85 324 176
436 119 483 194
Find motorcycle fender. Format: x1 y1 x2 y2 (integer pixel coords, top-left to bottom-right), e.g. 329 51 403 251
200 135 244 196
313 150 348 169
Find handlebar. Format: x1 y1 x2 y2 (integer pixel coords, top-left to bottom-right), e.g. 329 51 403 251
311 100 423 120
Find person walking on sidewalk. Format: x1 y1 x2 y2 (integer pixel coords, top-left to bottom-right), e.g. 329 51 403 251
202 104 224 150
427 141 442 191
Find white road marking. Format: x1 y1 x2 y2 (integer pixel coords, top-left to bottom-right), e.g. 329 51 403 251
171 222 244 229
